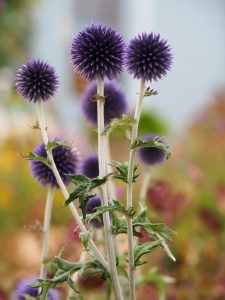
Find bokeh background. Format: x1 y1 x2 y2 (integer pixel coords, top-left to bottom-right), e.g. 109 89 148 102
0 0 225 299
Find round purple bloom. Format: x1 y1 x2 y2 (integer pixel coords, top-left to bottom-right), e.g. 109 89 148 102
71 24 125 80
126 33 172 82
30 140 79 188
86 196 103 228
12 277 61 300
137 134 169 165
15 60 59 103
82 80 127 125
82 155 99 178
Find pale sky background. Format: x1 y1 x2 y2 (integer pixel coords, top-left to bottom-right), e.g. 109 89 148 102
31 0 225 133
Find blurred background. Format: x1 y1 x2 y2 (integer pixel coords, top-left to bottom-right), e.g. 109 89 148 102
0 0 225 299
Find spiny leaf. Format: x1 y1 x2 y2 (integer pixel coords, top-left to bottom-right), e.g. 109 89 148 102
79 231 92 251
64 174 111 220
131 136 171 159
134 240 161 267
103 114 135 135
20 152 51 166
46 140 71 151
111 161 139 183
67 274 79 293
87 200 135 223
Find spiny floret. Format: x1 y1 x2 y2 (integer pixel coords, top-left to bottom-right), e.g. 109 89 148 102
12 277 61 300
15 60 59 102
126 33 172 82
30 140 79 188
82 155 99 179
86 196 103 228
71 24 125 80
137 134 168 165
82 80 127 125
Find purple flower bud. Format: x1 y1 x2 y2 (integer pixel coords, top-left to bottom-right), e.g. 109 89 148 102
15 60 59 103
82 80 127 125
137 134 168 165
12 277 61 300
126 33 172 82
30 140 79 188
86 196 103 228
71 24 125 80
82 155 99 179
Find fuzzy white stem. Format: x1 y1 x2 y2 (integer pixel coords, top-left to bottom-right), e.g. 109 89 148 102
97 77 124 300
36 101 108 271
140 170 152 211
126 78 145 300
40 186 54 280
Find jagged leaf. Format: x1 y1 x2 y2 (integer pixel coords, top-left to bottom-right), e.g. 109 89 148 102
46 140 71 151
65 174 111 220
79 231 92 251
110 161 139 183
21 152 50 166
103 114 135 135
134 240 161 267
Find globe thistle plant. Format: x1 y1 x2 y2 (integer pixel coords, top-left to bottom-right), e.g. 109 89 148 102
30 140 79 188
12 277 61 300
137 134 168 166
82 81 127 125
86 196 103 228
71 24 125 80
15 60 59 103
126 33 172 82
82 155 99 178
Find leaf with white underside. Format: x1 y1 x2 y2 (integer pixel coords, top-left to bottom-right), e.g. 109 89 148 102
20 152 51 166
45 140 71 151
103 114 135 135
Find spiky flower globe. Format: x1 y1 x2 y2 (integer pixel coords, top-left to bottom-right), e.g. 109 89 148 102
82 80 127 125
30 140 79 188
126 33 172 81
86 196 103 228
71 24 125 80
137 134 168 165
12 277 61 300
15 60 59 103
82 155 99 178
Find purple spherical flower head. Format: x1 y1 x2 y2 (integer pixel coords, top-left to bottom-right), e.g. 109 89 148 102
86 196 103 228
126 33 172 81
15 59 59 103
12 277 61 300
82 80 127 125
82 155 99 178
137 134 168 165
30 140 79 188
71 24 125 80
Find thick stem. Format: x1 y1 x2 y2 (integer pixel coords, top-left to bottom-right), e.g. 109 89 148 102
126 78 145 300
40 186 54 279
36 101 108 271
97 77 124 300
140 169 152 211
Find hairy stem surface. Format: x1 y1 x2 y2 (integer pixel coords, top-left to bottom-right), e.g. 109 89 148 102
36 100 108 270
97 77 124 300
126 78 145 300
40 186 54 280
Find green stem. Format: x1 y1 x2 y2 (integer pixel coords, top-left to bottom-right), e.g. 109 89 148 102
40 186 54 280
126 78 145 300
97 76 124 300
36 100 109 271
